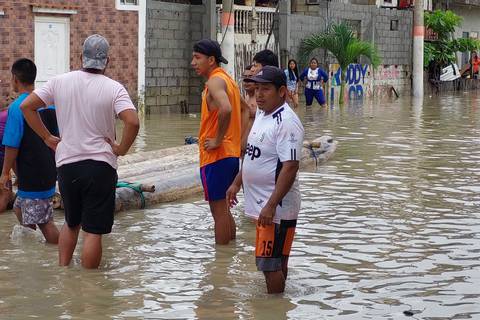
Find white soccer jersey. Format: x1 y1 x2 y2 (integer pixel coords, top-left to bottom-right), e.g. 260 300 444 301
242 102 304 223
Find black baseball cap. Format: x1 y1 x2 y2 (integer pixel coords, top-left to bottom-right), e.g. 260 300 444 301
243 66 287 87
193 39 228 64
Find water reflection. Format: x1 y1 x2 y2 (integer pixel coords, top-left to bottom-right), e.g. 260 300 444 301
2 93 480 319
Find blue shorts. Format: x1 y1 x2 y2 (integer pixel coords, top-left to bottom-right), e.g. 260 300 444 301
200 157 239 202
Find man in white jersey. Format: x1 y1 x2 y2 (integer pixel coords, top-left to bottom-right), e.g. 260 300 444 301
226 66 304 294
20 34 139 269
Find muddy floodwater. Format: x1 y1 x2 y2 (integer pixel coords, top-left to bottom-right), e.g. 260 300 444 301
1 94 479 319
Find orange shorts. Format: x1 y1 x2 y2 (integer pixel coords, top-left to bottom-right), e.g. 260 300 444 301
255 220 297 272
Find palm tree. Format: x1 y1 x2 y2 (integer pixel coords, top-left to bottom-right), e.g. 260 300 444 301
299 22 381 105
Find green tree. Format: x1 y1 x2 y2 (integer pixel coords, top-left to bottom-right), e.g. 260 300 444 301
298 22 381 105
424 10 480 68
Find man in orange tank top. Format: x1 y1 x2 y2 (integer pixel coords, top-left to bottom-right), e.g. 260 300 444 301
192 39 241 245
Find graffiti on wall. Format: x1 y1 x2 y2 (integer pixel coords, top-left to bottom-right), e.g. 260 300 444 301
329 64 372 103
327 64 409 103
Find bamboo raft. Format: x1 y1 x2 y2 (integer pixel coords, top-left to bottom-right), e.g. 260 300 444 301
114 135 337 211
53 136 337 212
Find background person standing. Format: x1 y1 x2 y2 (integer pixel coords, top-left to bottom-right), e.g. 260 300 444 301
284 59 299 109
300 57 328 107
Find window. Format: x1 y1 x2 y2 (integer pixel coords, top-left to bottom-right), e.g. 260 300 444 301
344 19 361 39
116 0 139 11
390 20 399 31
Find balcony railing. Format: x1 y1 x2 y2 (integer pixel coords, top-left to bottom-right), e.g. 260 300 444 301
216 4 276 35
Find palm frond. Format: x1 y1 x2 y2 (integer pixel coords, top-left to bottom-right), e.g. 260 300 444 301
298 22 381 70
345 41 381 69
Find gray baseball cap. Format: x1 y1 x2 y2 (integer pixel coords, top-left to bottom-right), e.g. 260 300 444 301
82 34 109 70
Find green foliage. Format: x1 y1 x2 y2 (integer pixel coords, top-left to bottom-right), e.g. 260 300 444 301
298 22 381 104
454 38 480 52
424 10 480 69
424 10 462 40
299 22 381 72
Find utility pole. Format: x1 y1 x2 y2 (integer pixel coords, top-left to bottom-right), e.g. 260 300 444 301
251 0 258 44
221 0 235 77
412 0 424 98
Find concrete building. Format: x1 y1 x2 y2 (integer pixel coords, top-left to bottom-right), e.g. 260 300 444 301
284 0 413 102
0 0 139 100
142 0 415 112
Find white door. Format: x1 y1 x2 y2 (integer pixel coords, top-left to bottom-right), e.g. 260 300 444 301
34 16 70 88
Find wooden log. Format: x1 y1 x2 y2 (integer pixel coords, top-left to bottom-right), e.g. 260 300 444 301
114 136 337 211
55 136 337 212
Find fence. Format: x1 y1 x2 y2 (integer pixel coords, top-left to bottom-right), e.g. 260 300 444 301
216 4 276 35
234 42 280 84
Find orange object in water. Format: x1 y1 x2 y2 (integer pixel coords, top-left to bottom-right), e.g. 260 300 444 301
199 67 241 167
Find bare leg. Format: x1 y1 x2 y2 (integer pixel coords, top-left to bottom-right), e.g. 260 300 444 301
81 232 102 269
264 271 286 294
59 224 81 266
282 257 290 280
0 189 12 213
13 207 22 224
38 220 60 244
209 200 235 245
229 213 236 240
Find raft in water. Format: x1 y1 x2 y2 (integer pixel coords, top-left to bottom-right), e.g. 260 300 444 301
111 136 337 212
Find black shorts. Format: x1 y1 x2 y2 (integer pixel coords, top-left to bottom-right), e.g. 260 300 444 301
255 219 297 272
58 160 118 234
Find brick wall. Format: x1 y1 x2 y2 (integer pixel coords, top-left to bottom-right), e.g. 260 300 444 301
0 0 138 102
145 0 205 113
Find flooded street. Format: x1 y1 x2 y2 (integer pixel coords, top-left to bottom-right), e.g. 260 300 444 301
1 93 480 319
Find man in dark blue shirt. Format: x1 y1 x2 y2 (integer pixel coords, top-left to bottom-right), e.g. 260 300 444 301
0 58 59 244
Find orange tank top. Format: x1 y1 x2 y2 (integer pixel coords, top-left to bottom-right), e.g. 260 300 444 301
199 67 241 167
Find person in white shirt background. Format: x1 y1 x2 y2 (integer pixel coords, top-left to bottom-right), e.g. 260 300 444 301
299 57 329 107
226 66 304 294
284 59 299 109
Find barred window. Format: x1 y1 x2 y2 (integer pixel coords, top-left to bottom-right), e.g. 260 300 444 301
116 0 139 10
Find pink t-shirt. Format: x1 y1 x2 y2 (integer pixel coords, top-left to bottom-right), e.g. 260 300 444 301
34 70 136 169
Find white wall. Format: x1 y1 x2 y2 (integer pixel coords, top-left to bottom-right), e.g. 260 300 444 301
451 5 480 67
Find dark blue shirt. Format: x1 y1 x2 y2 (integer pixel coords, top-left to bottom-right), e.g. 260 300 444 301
2 93 57 199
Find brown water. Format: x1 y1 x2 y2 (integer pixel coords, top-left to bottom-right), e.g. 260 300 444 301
1 94 480 319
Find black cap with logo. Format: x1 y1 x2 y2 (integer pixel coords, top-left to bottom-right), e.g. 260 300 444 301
193 39 228 64
243 66 287 87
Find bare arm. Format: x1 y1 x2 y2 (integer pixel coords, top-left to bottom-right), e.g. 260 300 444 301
106 109 140 156
20 93 60 150
226 169 243 208
204 77 232 150
0 147 18 189
240 96 250 156
258 161 299 226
